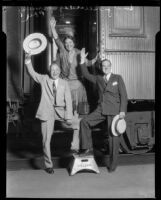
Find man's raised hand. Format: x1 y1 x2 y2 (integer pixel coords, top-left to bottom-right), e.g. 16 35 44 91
80 48 88 64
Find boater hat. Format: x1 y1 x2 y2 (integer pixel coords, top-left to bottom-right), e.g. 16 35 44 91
111 115 126 136
23 33 47 55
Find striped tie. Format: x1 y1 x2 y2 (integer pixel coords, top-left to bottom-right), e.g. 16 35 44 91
53 81 56 94
53 81 57 104
104 76 108 85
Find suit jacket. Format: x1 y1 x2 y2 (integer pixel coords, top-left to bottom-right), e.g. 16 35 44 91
26 62 73 121
80 63 128 115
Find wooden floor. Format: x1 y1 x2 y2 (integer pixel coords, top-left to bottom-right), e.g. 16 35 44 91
7 165 155 198
7 133 155 170
6 133 156 198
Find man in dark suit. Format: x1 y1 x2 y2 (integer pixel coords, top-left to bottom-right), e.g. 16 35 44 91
79 48 128 172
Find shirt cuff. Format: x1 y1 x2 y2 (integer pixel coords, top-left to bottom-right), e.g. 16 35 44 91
80 61 85 65
25 59 31 65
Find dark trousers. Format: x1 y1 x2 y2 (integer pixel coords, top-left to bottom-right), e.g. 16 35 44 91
79 106 120 169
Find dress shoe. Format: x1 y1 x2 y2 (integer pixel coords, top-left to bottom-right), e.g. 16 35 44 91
108 166 117 173
45 167 54 174
79 149 93 156
100 147 108 154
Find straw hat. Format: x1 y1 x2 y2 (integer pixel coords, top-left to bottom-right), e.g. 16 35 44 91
23 33 47 55
111 115 126 136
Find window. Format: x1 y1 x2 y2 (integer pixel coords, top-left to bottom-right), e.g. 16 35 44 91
109 6 145 37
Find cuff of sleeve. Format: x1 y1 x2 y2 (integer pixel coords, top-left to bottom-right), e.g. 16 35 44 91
80 61 85 65
54 35 59 40
25 60 31 65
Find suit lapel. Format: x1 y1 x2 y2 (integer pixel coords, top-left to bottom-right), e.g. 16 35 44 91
107 73 114 85
98 76 106 90
56 78 62 92
104 74 115 91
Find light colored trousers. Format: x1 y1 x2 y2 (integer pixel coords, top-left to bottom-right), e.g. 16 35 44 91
41 118 80 168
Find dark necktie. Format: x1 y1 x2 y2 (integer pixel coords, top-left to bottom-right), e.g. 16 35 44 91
53 81 56 94
53 81 57 104
104 76 108 85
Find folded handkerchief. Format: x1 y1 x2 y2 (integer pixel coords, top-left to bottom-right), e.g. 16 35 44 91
112 81 118 86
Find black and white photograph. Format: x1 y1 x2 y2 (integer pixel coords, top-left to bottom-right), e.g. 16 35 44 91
4 1 160 198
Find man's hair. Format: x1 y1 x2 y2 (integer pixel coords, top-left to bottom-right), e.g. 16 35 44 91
101 59 112 66
48 61 60 74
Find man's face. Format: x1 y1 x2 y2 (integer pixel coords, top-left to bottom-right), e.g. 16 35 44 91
64 38 74 52
101 60 111 75
50 64 60 80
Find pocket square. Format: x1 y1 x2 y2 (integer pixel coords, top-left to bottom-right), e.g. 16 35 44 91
112 81 118 86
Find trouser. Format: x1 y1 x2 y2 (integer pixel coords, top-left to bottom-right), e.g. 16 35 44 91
79 107 120 169
71 129 80 150
41 118 55 168
70 111 81 150
41 118 80 168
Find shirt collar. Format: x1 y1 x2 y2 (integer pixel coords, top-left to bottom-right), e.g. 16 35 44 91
106 73 112 80
51 78 59 88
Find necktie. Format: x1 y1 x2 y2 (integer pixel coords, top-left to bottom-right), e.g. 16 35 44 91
53 81 57 104
53 81 56 94
104 76 108 85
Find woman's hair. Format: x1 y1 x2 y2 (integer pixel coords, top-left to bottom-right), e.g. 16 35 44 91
63 35 76 45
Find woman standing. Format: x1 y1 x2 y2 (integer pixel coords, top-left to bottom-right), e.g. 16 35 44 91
50 16 97 115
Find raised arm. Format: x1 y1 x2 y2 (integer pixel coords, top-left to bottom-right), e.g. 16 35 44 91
85 51 102 67
80 48 96 84
49 16 65 50
49 16 70 78
25 53 43 84
85 53 99 67
64 81 73 121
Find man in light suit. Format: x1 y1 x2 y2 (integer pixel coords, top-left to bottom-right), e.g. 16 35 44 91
79 48 128 172
25 53 80 174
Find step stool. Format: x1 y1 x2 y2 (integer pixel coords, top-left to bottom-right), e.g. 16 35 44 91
68 154 100 176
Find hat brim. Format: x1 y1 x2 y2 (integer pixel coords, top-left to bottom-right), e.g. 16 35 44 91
111 115 126 137
23 33 47 55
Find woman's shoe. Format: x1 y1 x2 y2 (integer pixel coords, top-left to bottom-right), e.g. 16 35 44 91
69 149 79 154
79 149 93 156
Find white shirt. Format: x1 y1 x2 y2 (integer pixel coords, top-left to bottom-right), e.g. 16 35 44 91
50 78 59 90
105 73 111 81
52 78 59 88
